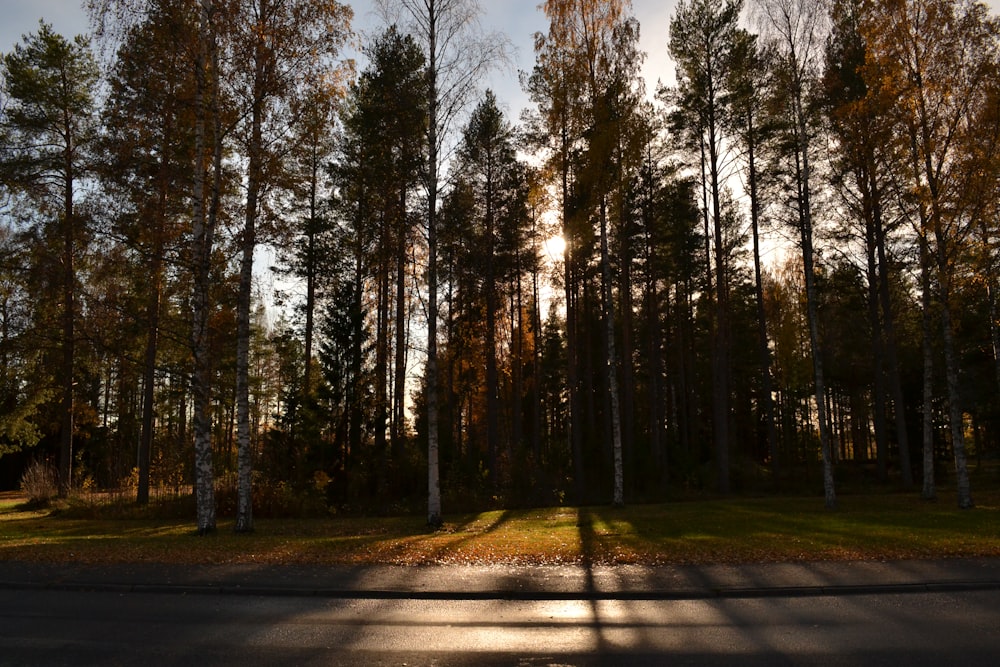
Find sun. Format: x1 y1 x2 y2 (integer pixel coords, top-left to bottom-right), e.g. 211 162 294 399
543 234 566 260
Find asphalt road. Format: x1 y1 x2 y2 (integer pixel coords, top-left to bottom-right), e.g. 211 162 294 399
1 588 999 666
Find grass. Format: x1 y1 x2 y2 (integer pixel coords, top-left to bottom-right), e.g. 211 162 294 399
2 489 999 566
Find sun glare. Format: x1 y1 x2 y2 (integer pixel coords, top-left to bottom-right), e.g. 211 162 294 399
544 234 566 260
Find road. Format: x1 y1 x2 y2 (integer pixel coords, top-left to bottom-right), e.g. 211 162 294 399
1 588 998 666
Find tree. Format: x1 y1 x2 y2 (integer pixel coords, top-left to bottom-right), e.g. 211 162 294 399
864 0 1000 508
190 0 228 534
376 0 508 527
530 0 645 506
99 1 199 504
454 90 524 485
669 0 743 494
525 7 588 502
728 29 781 477
752 0 837 508
227 0 351 532
822 0 914 487
0 223 51 461
86 0 224 534
333 25 428 495
1 21 99 496
279 81 341 397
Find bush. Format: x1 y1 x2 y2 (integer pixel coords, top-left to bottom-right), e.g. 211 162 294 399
20 459 58 505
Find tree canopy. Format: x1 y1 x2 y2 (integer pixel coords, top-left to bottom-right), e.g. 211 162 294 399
2 0 1000 518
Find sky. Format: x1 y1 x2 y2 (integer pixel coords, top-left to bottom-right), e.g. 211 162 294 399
0 0 678 121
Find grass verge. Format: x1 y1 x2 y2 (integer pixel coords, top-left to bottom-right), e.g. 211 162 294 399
1 490 999 566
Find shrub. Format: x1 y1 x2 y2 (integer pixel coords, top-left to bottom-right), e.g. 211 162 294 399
20 459 58 505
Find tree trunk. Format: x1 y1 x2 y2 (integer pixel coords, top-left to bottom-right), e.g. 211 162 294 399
935 251 973 509
746 110 779 479
705 95 730 495
485 178 500 486
303 143 320 394
530 251 542 460
234 161 257 533
375 238 389 494
915 81 973 508
425 0 442 528
58 147 75 497
191 0 220 534
919 236 936 500
560 122 585 504
512 252 525 462
393 190 408 462
617 193 635 499
795 101 836 510
991 280 1000 411
137 249 162 506
234 27 268 533
349 245 365 474
865 213 889 482
884 327 914 480
939 291 973 509
872 173 913 487
599 197 624 507
643 193 666 488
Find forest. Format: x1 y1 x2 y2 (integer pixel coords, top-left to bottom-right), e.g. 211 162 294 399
1 0 999 531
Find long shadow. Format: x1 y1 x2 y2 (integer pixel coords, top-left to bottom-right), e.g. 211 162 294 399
580 505 800 665
580 504 700 657
577 506 613 663
272 510 500 566
427 508 514 563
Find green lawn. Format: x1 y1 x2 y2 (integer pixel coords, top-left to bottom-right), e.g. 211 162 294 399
2 490 999 566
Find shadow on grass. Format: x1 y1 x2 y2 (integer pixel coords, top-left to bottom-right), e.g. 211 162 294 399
255 510 518 565
579 493 1000 565
427 509 513 561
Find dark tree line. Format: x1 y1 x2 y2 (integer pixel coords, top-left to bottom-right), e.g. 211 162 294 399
2 0 999 525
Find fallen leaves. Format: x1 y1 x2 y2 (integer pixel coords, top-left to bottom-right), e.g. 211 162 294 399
3 492 1000 567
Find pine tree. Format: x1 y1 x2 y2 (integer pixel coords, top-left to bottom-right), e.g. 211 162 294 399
669 0 744 495
532 0 644 505
99 2 198 504
1 21 99 495
752 0 837 508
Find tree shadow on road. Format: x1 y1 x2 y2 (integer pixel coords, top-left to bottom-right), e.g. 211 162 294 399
577 506 615 662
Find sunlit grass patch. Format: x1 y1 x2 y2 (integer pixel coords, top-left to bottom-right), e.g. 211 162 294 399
1 490 999 566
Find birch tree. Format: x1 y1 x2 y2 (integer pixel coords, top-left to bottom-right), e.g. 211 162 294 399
865 0 1000 509
190 0 226 533
228 0 351 532
376 0 508 527
88 0 224 530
